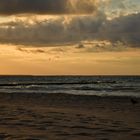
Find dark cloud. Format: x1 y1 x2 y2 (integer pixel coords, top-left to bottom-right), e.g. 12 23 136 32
0 13 106 46
0 0 66 15
0 13 139 48
17 47 46 53
0 0 98 15
100 13 140 47
76 44 85 49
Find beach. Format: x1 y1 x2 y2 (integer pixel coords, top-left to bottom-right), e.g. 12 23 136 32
0 0 140 138
0 93 140 140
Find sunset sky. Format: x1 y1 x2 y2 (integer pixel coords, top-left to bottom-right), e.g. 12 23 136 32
0 0 140 75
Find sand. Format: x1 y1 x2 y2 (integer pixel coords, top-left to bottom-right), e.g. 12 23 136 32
0 93 140 140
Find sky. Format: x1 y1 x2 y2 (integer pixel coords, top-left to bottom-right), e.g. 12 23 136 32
0 0 140 75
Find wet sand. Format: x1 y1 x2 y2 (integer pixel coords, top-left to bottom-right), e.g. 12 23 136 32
0 93 140 140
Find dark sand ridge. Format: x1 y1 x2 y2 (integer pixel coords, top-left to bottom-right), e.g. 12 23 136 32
0 93 140 140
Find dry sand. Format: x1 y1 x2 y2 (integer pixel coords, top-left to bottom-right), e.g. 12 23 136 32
0 93 140 140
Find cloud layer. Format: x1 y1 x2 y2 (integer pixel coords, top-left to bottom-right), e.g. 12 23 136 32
100 13 140 46
0 0 139 48
0 0 98 15
0 13 105 46
0 13 140 47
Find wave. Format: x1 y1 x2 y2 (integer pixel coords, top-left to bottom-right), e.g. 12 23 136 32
0 81 118 87
0 76 139 98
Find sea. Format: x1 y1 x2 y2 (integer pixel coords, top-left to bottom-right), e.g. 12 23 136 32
0 76 140 97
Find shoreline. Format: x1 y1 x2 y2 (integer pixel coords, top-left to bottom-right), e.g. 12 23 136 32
0 92 140 110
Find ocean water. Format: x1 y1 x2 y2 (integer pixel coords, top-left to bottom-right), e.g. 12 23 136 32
0 76 140 97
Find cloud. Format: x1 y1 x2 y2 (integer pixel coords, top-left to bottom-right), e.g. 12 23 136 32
0 0 98 15
0 12 139 48
76 44 85 49
0 13 106 46
101 0 140 18
100 13 140 47
17 47 46 53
